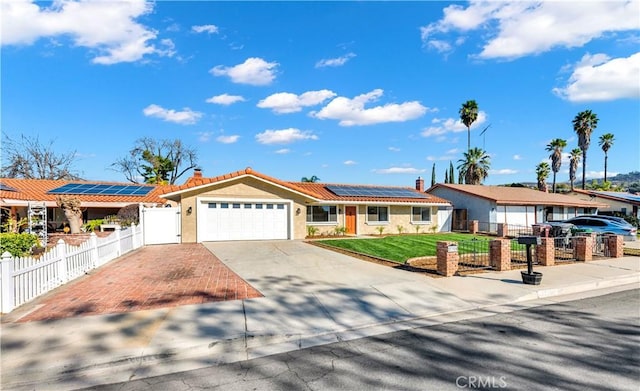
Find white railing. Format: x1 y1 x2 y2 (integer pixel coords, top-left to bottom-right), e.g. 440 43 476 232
0 224 143 313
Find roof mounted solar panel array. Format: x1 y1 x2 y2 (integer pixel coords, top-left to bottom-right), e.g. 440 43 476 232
0 183 18 192
48 183 154 196
326 185 429 199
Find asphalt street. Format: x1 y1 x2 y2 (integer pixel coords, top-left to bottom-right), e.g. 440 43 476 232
88 288 640 391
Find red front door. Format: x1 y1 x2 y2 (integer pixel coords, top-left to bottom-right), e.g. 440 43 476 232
345 206 357 235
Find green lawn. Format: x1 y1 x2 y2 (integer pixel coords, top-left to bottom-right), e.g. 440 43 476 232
317 233 489 263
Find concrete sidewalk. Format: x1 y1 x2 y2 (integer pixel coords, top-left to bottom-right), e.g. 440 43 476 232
1 241 638 390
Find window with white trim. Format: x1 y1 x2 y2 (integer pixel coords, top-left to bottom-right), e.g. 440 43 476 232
412 206 432 223
307 205 337 223
367 206 389 223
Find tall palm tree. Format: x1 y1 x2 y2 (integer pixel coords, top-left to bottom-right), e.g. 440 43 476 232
536 162 551 192
301 175 320 183
569 148 582 191
459 100 478 152
598 133 615 182
457 147 490 185
572 110 599 189
545 138 567 193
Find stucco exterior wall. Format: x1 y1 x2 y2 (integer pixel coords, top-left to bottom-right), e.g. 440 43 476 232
178 177 311 242
429 187 494 222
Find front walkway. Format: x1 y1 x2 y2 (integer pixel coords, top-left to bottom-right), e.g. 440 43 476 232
7 243 262 323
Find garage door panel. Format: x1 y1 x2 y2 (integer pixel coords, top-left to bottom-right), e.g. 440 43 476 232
199 201 288 242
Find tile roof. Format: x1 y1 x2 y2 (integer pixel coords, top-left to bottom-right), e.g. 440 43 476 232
428 183 608 208
161 167 450 205
0 178 167 206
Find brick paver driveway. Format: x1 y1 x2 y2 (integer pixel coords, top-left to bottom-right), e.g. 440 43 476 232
14 243 262 323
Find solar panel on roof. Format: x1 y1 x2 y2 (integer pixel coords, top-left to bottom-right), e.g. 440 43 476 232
0 183 18 192
48 183 154 196
599 192 640 202
326 185 429 199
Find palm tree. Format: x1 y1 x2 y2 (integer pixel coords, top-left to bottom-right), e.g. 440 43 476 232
569 148 582 191
301 175 320 183
536 162 551 192
572 110 599 189
459 100 478 152
545 138 567 193
598 133 615 182
457 147 490 185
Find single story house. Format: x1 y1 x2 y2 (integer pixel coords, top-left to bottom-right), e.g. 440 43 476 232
569 189 640 219
426 183 608 229
159 168 452 242
0 178 169 233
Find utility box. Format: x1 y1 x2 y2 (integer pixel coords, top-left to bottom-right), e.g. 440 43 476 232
517 236 541 246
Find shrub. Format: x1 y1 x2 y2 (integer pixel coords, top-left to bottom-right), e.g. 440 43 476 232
306 226 319 237
0 233 40 257
334 226 347 236
83 219 104 232
376 226 385 235
117 204 139 226
397 225 405 234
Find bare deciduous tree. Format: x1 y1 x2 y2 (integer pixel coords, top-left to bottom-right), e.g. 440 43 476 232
1 135 82 180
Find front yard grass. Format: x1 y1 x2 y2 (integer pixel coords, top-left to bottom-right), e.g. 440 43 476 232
316 233 488 264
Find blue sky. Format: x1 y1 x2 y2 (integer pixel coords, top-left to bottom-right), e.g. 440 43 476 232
2 0 639 187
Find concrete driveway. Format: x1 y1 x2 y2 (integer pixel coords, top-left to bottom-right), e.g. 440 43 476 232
202 240 473 333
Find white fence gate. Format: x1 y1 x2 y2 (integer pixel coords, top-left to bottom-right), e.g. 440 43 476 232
142 206 181 245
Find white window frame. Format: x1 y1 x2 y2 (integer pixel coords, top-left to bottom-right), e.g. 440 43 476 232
306 205 338 225
366 205 389 225
411 206 432 224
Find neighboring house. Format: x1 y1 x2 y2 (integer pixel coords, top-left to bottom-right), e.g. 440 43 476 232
159 168 452 242
426 183 607 229
569 189 640 219
0 178 169 232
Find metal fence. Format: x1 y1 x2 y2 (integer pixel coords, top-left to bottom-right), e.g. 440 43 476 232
477 222 498 235
510 240 539 266
457 239 492 271
507 225 533 238
553 237 576 262
592 233 610 257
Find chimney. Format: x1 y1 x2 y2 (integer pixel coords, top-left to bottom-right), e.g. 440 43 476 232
416 176 424 192
193 168 202 178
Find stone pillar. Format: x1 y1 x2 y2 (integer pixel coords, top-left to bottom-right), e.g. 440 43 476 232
437 241 459 277
469 220 478 235
532 224 541 236
573 235 593 262
496 223 506 238
536 237 555 266
489 239 511 271
605 235 624 258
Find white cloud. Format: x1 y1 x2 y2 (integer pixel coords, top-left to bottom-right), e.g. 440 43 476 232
421 1 640 59
553 52 640 102
275 148 290 154
206 94 246 105
210 57 278 86
310 89 429 126
216 135 240 144
192 24 218 34
255 128 318 145
489 169 518 175
513 154 522 160
421 111 488 137
315 52 356 68
388 147 401 152
373 167 426 174
1 0 168 65
426 148 461 161
198 131 213 142
257 90 336 114
343 160 357 165
142 104 202 125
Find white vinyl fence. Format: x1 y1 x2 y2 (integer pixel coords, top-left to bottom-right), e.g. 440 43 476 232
0 224 143 314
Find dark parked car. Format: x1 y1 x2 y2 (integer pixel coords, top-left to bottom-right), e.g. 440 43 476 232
562 215 638 241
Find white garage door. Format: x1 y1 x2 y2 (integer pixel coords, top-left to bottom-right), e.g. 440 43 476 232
198 201 289 242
